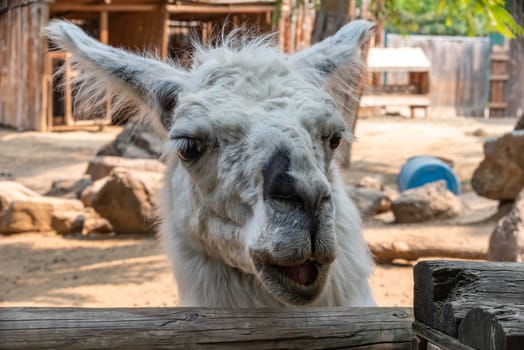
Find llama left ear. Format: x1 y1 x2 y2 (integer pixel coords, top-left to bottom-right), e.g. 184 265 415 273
46 20 189 131
290 20 375 83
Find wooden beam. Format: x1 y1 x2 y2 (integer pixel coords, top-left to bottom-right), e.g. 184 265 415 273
50 4 159 13
369 241 486 264
414 260 524 339
0 307 414 349
99 11 108 44
166 3 274 14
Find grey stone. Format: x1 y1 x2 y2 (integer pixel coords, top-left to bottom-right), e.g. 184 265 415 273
97 121 163 159
46 176 92 199
348 187 391 217
391 181 462 223
488 190 524 262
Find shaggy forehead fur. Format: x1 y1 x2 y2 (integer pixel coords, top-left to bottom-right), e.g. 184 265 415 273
178 40 346 135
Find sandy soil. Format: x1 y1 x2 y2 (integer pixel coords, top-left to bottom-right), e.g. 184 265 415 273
0 116 516 307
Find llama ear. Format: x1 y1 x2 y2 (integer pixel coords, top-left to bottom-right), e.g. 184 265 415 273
46 20 187 130
290 20 375 83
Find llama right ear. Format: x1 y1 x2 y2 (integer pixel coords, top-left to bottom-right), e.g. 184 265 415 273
289 20 375 83
46 20 188 130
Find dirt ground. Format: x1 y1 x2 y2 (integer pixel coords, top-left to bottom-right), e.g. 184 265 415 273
0 116 516 307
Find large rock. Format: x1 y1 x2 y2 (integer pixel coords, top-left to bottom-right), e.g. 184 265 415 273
0 181 90 234
86 156 165 181
472 130 524 200
488 190 524 262
97 122 163 159
348 187 391 217
391 181 462 223
90 168 162 234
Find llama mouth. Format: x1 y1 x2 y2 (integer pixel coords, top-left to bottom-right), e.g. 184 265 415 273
273 260 319 286
250 249 330 305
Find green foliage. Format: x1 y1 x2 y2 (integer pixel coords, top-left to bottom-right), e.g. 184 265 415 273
372 0 524 37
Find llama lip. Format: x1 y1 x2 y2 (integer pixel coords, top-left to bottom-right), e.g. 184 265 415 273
274 260 319 285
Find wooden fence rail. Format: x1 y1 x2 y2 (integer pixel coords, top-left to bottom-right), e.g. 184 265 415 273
0 307 414 349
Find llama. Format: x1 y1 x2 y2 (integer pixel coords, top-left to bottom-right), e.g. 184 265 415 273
47 20 376 307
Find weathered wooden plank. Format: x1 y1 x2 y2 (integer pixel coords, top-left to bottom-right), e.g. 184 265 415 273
0 0 47 130
414 260 524 338
458 305 524 350
413 321 475 350
0 307 414 349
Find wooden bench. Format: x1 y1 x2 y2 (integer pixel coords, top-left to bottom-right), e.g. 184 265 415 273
361 94 430 118
363 48 431 118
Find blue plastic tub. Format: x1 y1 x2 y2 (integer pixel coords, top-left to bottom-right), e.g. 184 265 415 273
397 156 461 195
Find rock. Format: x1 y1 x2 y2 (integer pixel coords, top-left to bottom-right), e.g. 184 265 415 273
90 168 162 234
81 207 113 235
97 121 163 159
391 181 462 223
46 176 92 199
0 181 84 234
357 176 384 191
86 156 166 181
472 130 524 200
383 186 400 202
487 190 524 262
81 177 110 207
465 128 488 137
348 187 391 217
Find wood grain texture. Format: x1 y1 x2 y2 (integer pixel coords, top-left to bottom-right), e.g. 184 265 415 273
458 306 524 350
413 321 475 350
0 307 413 349
0 0 47 130
414 260 524 338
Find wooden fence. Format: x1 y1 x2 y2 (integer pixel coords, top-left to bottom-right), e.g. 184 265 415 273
2 260 523 349
386 34 491 118
0 307 414 349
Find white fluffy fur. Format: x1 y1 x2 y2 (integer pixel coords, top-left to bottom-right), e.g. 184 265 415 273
46 20 376 307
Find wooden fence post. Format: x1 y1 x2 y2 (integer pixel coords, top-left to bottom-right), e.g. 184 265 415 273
413 260 524 350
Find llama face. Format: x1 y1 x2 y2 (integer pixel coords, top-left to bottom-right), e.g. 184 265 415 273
168 62 347 304
47 20 374 306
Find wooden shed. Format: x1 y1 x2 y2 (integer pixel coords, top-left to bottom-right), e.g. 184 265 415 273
0 0 275 131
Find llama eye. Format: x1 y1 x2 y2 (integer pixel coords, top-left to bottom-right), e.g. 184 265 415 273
329 133 342 150
176 138 205 162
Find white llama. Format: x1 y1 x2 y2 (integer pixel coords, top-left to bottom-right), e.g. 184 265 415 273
47 20 376 307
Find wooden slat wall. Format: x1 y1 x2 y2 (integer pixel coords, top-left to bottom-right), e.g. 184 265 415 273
386 34 490 117
505 0 524 117
109 10 165 54
0 0 48 131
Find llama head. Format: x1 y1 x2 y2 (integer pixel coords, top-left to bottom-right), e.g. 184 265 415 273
47 20 374 306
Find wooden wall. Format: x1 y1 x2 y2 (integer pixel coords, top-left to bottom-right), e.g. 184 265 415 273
109 10 165 55
0 0 49 131
386 34 490 117
506 0 524 117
